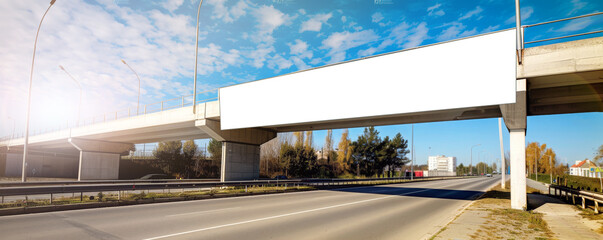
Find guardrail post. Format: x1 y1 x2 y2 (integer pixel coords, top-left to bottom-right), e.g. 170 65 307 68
572 193 576 204
118 191 121 201
582 197 586 209
595 201 599 214
50 193 53 204
80 192 83 202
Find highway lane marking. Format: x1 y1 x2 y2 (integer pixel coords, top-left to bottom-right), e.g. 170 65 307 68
143 181 465 240
166 207 240 218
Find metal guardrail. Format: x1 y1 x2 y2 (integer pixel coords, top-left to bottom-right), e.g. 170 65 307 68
0 176 464 199
548 184 603 214
0 179 220 188
1 88 220 142
521 11 603 45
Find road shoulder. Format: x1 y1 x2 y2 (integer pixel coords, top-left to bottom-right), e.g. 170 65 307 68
431 181 554 240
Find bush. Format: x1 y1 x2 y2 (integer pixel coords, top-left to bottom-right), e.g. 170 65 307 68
559 174 603 193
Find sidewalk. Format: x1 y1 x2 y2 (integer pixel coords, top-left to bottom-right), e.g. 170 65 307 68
432 181 603 240
527 178 603 240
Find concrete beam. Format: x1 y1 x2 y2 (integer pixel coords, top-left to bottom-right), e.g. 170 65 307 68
68 138 133 154
500 79 527 131
195 119 276 146
518 36 603 78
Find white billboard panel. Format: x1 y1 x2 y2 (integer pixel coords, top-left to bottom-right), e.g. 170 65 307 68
220 30 517 130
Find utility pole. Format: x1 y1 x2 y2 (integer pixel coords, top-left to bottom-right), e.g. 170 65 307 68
411 124 414 180
499 118 506 188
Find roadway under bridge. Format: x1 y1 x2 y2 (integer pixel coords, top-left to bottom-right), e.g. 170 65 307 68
1 30 602 211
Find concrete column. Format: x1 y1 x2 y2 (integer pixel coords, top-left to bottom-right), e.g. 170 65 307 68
221 142 260 182
501 79 527 210
68 138 133 180
510 129 527 210
196 120 275 182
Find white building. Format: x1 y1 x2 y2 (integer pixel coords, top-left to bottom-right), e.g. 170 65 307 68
570 159 601 178
428 155 456 173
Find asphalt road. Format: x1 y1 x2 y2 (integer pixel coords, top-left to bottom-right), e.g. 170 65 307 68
0 176 500 240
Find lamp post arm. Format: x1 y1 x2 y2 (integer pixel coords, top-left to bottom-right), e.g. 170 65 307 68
22 0 56 182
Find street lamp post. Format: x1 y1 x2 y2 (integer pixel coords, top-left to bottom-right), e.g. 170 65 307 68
121 59 141 115
193 0 205 114
22 0 57 182
411 124 414 180
470 144 481 176
59 65 82 127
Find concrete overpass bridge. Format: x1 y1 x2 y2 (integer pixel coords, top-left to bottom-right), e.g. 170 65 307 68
1 25 602 210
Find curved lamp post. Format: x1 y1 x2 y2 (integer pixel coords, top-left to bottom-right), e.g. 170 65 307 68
59 65 82 127
121 59 141 115
193 0 204 114
22 0 57 182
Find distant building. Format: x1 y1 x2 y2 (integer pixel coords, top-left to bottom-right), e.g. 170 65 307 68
428 155 456 175
570 159 601 178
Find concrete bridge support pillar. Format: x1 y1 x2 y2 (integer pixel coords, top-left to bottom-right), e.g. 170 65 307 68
196 119 276 182
68 138 133 181
500 79 527 210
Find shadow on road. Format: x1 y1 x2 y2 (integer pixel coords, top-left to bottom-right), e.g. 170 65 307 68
327 186 485 200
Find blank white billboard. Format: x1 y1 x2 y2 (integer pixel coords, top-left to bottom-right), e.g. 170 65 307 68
220 29 517 130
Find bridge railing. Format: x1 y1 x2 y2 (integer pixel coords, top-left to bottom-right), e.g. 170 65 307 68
1 89 219 142
548 184 603 214
521 11 603 46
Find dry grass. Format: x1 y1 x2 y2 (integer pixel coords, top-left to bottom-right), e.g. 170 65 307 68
437 181 554 240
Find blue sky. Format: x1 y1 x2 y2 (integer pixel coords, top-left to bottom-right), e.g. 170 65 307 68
0 0 602 167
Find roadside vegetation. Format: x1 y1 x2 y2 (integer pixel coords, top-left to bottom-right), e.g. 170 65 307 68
433 182 554 240
0 185 315 210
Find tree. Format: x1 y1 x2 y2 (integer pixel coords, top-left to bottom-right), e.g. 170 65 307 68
351 127 383 177
153 141 186 178
387 133 410 177
594 144 603 166
181 140 198 178
304 131 313 149
336 129 352 175
526 142 547 174
207 138 222 162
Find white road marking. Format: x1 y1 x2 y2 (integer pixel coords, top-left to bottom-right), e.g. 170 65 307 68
166 207 240 218
143 180 468 240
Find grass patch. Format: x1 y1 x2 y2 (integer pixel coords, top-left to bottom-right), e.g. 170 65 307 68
0 185 315 209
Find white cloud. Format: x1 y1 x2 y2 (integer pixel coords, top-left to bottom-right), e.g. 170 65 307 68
458 6 483 21
161 0 184 12
267 54 293 72
371 12 384 23
288 39 308 55
322 30 379 63
253 5 294 43
427 3 445 17
206 0 249 23
556 18 592 32
437 22 477 41
300 13 332 32
0 0 238 134
505 6 533 25
568 0 587 16
249 46 275 68
341 16 347 23
403 22 429 48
